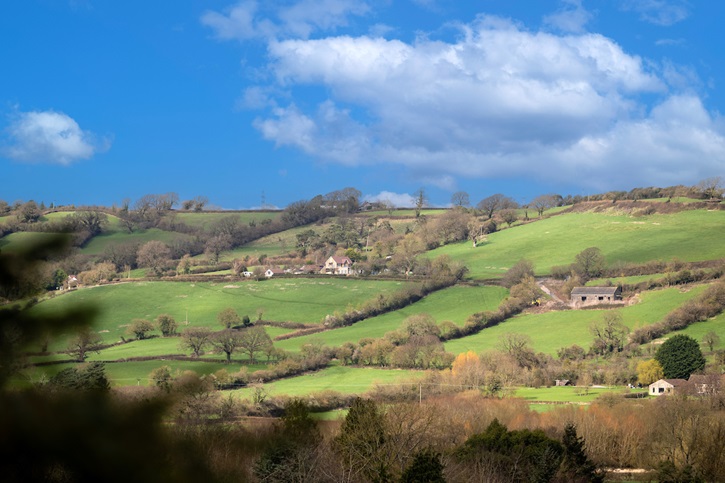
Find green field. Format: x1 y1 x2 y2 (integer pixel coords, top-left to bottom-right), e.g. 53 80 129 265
81 228 194 256
586 273 666 286
230 365 423 399
513 386 645 403
174 211 280 231
428 210 725 280
668 310 725 349
30 278 412 350
0 231 65 253
23 359 260 387
276 285 509 352
444 285 709 356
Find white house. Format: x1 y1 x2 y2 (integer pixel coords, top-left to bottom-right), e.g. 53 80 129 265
324 256 353 275
264 268 285 278
649 378 688 396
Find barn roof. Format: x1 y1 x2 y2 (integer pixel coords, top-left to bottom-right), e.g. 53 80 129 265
570 286 620 296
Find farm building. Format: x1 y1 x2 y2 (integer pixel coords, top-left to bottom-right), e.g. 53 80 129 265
264 268 285 278
570 286 622 305
649 379 688 396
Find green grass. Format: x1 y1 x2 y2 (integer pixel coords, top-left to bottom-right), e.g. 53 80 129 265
29 278 412 351
81 228 193 256
276 285 509 352
586 274 666 286
230 365 423 398
174 212 280 231
513 386 644 403
23 360 262 387
428 210 725 280
444 285 709 356
668 311 725 349
0 232 64 253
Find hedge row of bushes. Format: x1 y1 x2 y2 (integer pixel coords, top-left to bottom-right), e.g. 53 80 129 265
631 280 725 344
442 277 542 341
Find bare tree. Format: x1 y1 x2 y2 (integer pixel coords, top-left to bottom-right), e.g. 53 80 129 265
499 208 518 227
476 194 517 219
72 210 108 236
530 194 557 217
238 326 273 363
179 327 212 357
450 191 470 207
204 234 232 264
137 241 171 276
67 328 104 361
702 331 721 352
696 176 724 199
211 329 245 363
590 312 629 355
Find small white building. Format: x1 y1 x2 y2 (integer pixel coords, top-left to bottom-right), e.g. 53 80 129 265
649 378 687 396
264 268 285 278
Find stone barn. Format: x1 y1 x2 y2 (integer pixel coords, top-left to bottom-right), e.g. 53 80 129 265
570 286 622 305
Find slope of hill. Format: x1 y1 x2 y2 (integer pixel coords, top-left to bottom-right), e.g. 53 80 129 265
428 209 725 280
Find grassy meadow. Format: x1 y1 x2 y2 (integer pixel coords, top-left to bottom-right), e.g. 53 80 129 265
29 278 412 350
444 284 709 356
428 210 725 279
23 359 265 388
231 365 423 399
276 285 509 352
174 211 281 231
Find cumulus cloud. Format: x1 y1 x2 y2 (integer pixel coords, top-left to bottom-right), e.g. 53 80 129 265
543 0 593 33
249 15 725 189
364 191 416 208
201 0 370 41
620 0 690 26
4 110 109 165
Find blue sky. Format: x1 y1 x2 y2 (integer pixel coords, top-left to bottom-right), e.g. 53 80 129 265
1 0 724 209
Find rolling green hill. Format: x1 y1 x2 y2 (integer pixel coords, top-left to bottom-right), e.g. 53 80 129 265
276 285 509 352
444 284 709 356
428 210 725 280
29 278 413 350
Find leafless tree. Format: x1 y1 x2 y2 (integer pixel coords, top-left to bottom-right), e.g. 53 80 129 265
476 194 517 219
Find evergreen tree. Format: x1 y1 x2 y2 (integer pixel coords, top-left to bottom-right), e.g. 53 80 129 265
559 423 603 483
400 449 446 483
655 335 706 379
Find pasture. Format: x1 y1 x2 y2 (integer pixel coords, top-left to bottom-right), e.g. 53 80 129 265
230 365 423 399
30 278 412 350
24 359 264 387
428 210 725 280
444 284 709 356
667 310 725 349
81 228 194 256
174 211 281 231
276 284 509 352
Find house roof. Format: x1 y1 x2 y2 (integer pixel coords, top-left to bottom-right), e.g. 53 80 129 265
331 256 352 264
660 378 688 386
688 375 715 385
266 268 284 274
571 286 620 296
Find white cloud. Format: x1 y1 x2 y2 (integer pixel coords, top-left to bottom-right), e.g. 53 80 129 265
250 16 725 189
620 0 690 26
4 110 109 165
201 0 370 41
364 191 416 208
543 0 593 34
